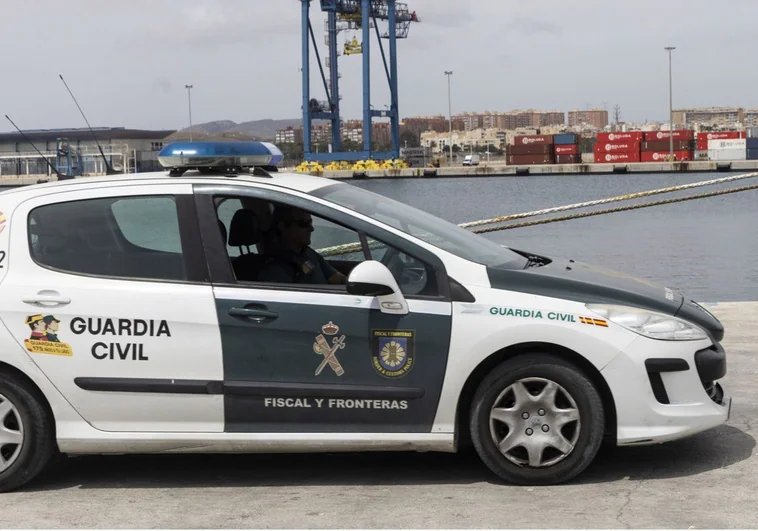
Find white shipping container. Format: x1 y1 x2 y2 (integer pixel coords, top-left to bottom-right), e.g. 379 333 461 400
747 127 758 138
708 138 746 150
707 148 747 161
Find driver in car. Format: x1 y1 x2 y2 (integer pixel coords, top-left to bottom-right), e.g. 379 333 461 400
258 205 347 285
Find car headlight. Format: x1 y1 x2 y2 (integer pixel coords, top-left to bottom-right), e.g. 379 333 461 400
586 304 708 341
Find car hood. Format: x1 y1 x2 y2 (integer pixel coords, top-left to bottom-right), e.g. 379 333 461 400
486 254 724 342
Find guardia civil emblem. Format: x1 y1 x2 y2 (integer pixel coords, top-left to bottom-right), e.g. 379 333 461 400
371 329 414 378
313 321 346 376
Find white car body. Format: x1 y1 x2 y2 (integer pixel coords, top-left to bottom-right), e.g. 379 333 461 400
0 163 731 489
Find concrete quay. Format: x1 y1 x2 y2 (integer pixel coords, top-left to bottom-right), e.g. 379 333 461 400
2 300 756 529
319 159 758 180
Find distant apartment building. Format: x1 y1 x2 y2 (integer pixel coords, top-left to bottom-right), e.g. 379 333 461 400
275 126 303 144
568 109 609 129
673 107 743 128
743 109 758 127
458 110 565 131
421 127 504 153
401 116 464 140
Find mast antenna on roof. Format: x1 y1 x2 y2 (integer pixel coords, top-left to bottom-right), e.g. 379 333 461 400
4 115 69 180
59 74 120 175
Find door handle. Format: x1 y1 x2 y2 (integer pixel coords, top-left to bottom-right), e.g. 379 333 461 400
22 292 71 306
228 307 279 322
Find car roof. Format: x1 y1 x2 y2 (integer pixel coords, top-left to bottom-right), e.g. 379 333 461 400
0 169 340 198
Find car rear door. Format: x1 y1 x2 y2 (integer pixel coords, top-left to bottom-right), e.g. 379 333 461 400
194 184 454 433
0 183 224 432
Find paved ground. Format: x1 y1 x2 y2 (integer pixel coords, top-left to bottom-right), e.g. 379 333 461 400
1 301 756 529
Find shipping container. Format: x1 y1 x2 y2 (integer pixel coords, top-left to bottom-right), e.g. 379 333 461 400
641 140 692 152
594 141 640 153
506 154 554 165
694 150 710 160
597 132 644 143
746 138 758 149
512 134 554 146
506 144 553 155
553 133 578 145
696 131 743 141
697 138 736 151
747 127 758 138
554 144 579 155
707 138 746 151
643 130 694 141
707 149 747 161
594 152 641 163
640 151 693 162
747 149 758 160
555 154 581 164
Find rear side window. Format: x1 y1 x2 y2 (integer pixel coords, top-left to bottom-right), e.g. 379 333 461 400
28 195 187 281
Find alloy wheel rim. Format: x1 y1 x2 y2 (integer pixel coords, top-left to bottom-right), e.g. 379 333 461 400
489 377 581 468
0 393 24 473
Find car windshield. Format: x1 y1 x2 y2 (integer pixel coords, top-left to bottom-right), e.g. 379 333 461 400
311 183 528 269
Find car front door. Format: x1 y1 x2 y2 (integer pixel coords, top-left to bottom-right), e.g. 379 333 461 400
0 184 224 432
194 184 453 433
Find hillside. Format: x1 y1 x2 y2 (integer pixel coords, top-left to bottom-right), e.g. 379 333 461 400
175 118 303 141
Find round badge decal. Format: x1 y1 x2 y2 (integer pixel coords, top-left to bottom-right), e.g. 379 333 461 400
372 330 414 378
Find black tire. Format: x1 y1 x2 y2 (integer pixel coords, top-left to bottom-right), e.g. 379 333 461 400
0 371 57 493
469 353 604 486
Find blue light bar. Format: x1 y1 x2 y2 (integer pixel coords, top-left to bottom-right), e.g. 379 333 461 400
157 141 284 170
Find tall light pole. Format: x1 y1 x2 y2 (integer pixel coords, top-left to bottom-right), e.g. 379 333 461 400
185 84 194 141
664 47 675 162
445 71 453 163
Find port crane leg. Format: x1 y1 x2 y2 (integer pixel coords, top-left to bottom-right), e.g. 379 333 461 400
301 0 312 156
362 0 371 154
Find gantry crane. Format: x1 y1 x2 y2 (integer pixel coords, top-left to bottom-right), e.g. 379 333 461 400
300 0 419 162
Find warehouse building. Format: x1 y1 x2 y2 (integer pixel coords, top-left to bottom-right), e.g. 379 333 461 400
0 127 176 178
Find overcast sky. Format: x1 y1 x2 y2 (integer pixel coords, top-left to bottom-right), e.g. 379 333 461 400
1 0 756 132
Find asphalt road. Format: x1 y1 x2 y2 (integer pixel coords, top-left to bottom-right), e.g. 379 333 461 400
1 301 756 529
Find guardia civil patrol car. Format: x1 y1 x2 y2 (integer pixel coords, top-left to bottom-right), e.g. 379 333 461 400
0 141 731 491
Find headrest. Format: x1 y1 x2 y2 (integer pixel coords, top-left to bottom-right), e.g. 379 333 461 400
228 209 263 247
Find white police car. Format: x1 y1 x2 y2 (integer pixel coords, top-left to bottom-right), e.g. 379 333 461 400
0 141 731 491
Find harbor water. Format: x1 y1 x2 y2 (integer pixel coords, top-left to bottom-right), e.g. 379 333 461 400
350 171 758 303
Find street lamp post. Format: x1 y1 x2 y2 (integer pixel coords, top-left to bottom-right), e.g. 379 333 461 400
664 47 675 162
445 71 453 164
185 84 194 142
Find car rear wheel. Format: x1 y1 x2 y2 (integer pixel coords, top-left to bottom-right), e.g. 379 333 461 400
0 372 56 492
469 353 604 485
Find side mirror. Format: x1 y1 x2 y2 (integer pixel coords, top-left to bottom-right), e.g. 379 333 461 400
346 260 409 315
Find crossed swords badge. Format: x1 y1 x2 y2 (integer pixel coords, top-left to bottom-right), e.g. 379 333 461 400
313 321 346 376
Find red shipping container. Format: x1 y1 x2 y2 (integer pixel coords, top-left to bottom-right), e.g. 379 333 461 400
506 154 554 165
513 134 554 146
594 152 641 163
643 130 694 141
554 144 578 155
507 144 553 155
594 141 640 153
640 150 693 162
597 132 644 143
641 140 692 152
696 131 744 151
556 154 581 164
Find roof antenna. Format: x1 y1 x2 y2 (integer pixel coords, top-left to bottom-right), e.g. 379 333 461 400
59 74 120 175
4 115 70 180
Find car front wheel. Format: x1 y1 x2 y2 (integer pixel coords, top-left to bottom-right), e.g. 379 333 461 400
469 353 605 485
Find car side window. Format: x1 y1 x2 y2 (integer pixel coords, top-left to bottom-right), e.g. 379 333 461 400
213 195 438 297
28 195 187 281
